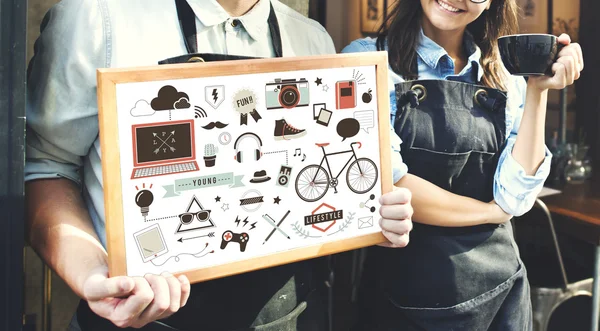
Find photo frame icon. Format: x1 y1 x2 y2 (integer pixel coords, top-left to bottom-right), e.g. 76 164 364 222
313 103 332 127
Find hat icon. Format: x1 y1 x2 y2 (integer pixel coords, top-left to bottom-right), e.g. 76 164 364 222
249 170 271 183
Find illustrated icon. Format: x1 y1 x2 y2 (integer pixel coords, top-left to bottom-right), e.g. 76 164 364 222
358 216 374 229
218 132 232 145
336 80 356 109
130 120 199 179
151 85 191 111
134 184 154 222
205 85 225 109
175 195 216 234
274 196 282 204
274 119 306 141
360 194 377 213
352 69 367 85
315 77 323 86
220 231 249 252
131 100 156 117
234 133 263 163
203 143 219 167
202 121 229 130
249 170 271 184
313 103 333 127
362 89 373 103
293 148 306 162
322 84 330 92
134 224 168 262
265 78 310 110
239 189 264 212
194 105 207 119
354 110 375 134
262 210 291 244
177 232 215 243
295 142 378 202
304 203 343 233
337 118 360 141
277 165 293 188
233 89 261 125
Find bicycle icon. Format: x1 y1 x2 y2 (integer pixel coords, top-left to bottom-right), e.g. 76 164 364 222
295 142 378 202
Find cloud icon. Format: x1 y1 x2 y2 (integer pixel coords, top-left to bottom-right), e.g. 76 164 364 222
130 100 155 117
174 97 191 109
151 85 190 111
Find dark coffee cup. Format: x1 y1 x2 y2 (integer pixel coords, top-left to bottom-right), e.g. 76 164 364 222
498 34 562 76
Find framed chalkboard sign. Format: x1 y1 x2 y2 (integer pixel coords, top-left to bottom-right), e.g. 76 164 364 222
97 52 392 284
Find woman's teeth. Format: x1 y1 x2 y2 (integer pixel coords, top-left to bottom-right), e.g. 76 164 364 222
437 0 461 12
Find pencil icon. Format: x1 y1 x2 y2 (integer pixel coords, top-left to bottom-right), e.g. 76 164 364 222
263 210 291 244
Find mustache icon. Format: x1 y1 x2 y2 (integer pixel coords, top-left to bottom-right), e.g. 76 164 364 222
202 121 229 130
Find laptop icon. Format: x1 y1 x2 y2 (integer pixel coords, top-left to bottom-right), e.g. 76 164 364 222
131 119 199 179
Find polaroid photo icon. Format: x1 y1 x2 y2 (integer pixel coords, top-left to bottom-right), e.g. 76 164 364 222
335 80 356 109
133 224 169 263
313 103 332 127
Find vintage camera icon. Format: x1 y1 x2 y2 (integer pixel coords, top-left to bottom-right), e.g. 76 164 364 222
265 78 310 110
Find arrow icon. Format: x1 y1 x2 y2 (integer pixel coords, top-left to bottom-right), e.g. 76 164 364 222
153 131 176 154
177 232 215 242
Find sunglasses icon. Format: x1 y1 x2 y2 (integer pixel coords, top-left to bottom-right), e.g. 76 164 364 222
178 210 211 225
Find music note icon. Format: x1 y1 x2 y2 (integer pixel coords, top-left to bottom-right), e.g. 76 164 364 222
294 148 301 156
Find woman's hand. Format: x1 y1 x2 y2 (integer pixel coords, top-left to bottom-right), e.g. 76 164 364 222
377 187 413 248
528 34 584 91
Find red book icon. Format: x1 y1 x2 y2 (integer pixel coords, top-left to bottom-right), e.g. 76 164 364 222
335 80 356 109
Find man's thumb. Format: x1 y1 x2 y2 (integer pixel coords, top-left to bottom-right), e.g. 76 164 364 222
85 276 135 301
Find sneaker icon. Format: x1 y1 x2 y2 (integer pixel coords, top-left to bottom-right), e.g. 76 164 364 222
274 119 307 141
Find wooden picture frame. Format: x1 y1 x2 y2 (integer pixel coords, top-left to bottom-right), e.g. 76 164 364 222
97 52 392 284
361 0 386 34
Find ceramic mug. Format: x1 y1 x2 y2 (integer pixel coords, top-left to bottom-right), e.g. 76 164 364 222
498 34 563 76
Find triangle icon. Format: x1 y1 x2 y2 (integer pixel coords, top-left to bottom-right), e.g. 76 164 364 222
175 195 216 234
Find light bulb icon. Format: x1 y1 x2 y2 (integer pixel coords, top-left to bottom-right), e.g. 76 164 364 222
135 189 154 221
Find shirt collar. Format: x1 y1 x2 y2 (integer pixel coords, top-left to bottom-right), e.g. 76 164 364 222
416 28 484 81
188 0 271 42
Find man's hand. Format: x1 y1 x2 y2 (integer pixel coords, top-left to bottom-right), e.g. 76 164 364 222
82 266 191 328
378 187 413 248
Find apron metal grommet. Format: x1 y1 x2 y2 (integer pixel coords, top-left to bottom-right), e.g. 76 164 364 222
187 56 205 63
410 84 427 102
474 89 488 108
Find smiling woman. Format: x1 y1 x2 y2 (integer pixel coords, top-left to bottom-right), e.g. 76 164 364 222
341 0 584 329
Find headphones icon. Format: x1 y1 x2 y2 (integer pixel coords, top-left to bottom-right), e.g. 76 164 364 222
234 133 263 163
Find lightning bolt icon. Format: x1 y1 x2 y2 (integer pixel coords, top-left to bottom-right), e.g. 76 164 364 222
242 217 249 227
235 216 241 227
212 88 218 104
250 222 257 230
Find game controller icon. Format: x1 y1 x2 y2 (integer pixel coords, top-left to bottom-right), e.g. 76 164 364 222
220 230 249 252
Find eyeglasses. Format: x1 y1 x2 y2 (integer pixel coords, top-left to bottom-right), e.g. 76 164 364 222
178 210 211 225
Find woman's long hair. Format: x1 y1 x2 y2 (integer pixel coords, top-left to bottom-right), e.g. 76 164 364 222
376 0 519 90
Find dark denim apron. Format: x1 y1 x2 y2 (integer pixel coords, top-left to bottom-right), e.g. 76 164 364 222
354 79 533 331
75 1 328 330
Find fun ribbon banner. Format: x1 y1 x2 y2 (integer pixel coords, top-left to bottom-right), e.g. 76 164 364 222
233 89 262 125
163 172 245 198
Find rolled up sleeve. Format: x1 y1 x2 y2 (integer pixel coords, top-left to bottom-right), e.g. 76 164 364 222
25 0 108 185
493 77 552 216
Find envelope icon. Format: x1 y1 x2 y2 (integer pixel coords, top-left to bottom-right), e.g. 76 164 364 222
358 216 374 229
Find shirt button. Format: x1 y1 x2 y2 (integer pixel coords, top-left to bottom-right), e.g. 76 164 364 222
231 19 240 27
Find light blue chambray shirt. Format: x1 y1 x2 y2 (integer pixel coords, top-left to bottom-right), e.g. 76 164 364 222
25 0 336 248
342 31 552 217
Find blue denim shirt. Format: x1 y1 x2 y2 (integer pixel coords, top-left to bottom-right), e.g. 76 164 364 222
24 0 336 248
342 31 552 216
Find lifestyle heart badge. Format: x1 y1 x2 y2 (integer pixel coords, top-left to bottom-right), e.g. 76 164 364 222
232 88 262 125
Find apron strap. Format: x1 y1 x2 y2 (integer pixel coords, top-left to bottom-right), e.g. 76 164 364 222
174 0 283 57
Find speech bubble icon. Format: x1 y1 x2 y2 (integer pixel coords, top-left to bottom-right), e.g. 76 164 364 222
354 110 374 134
337 118 360 142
